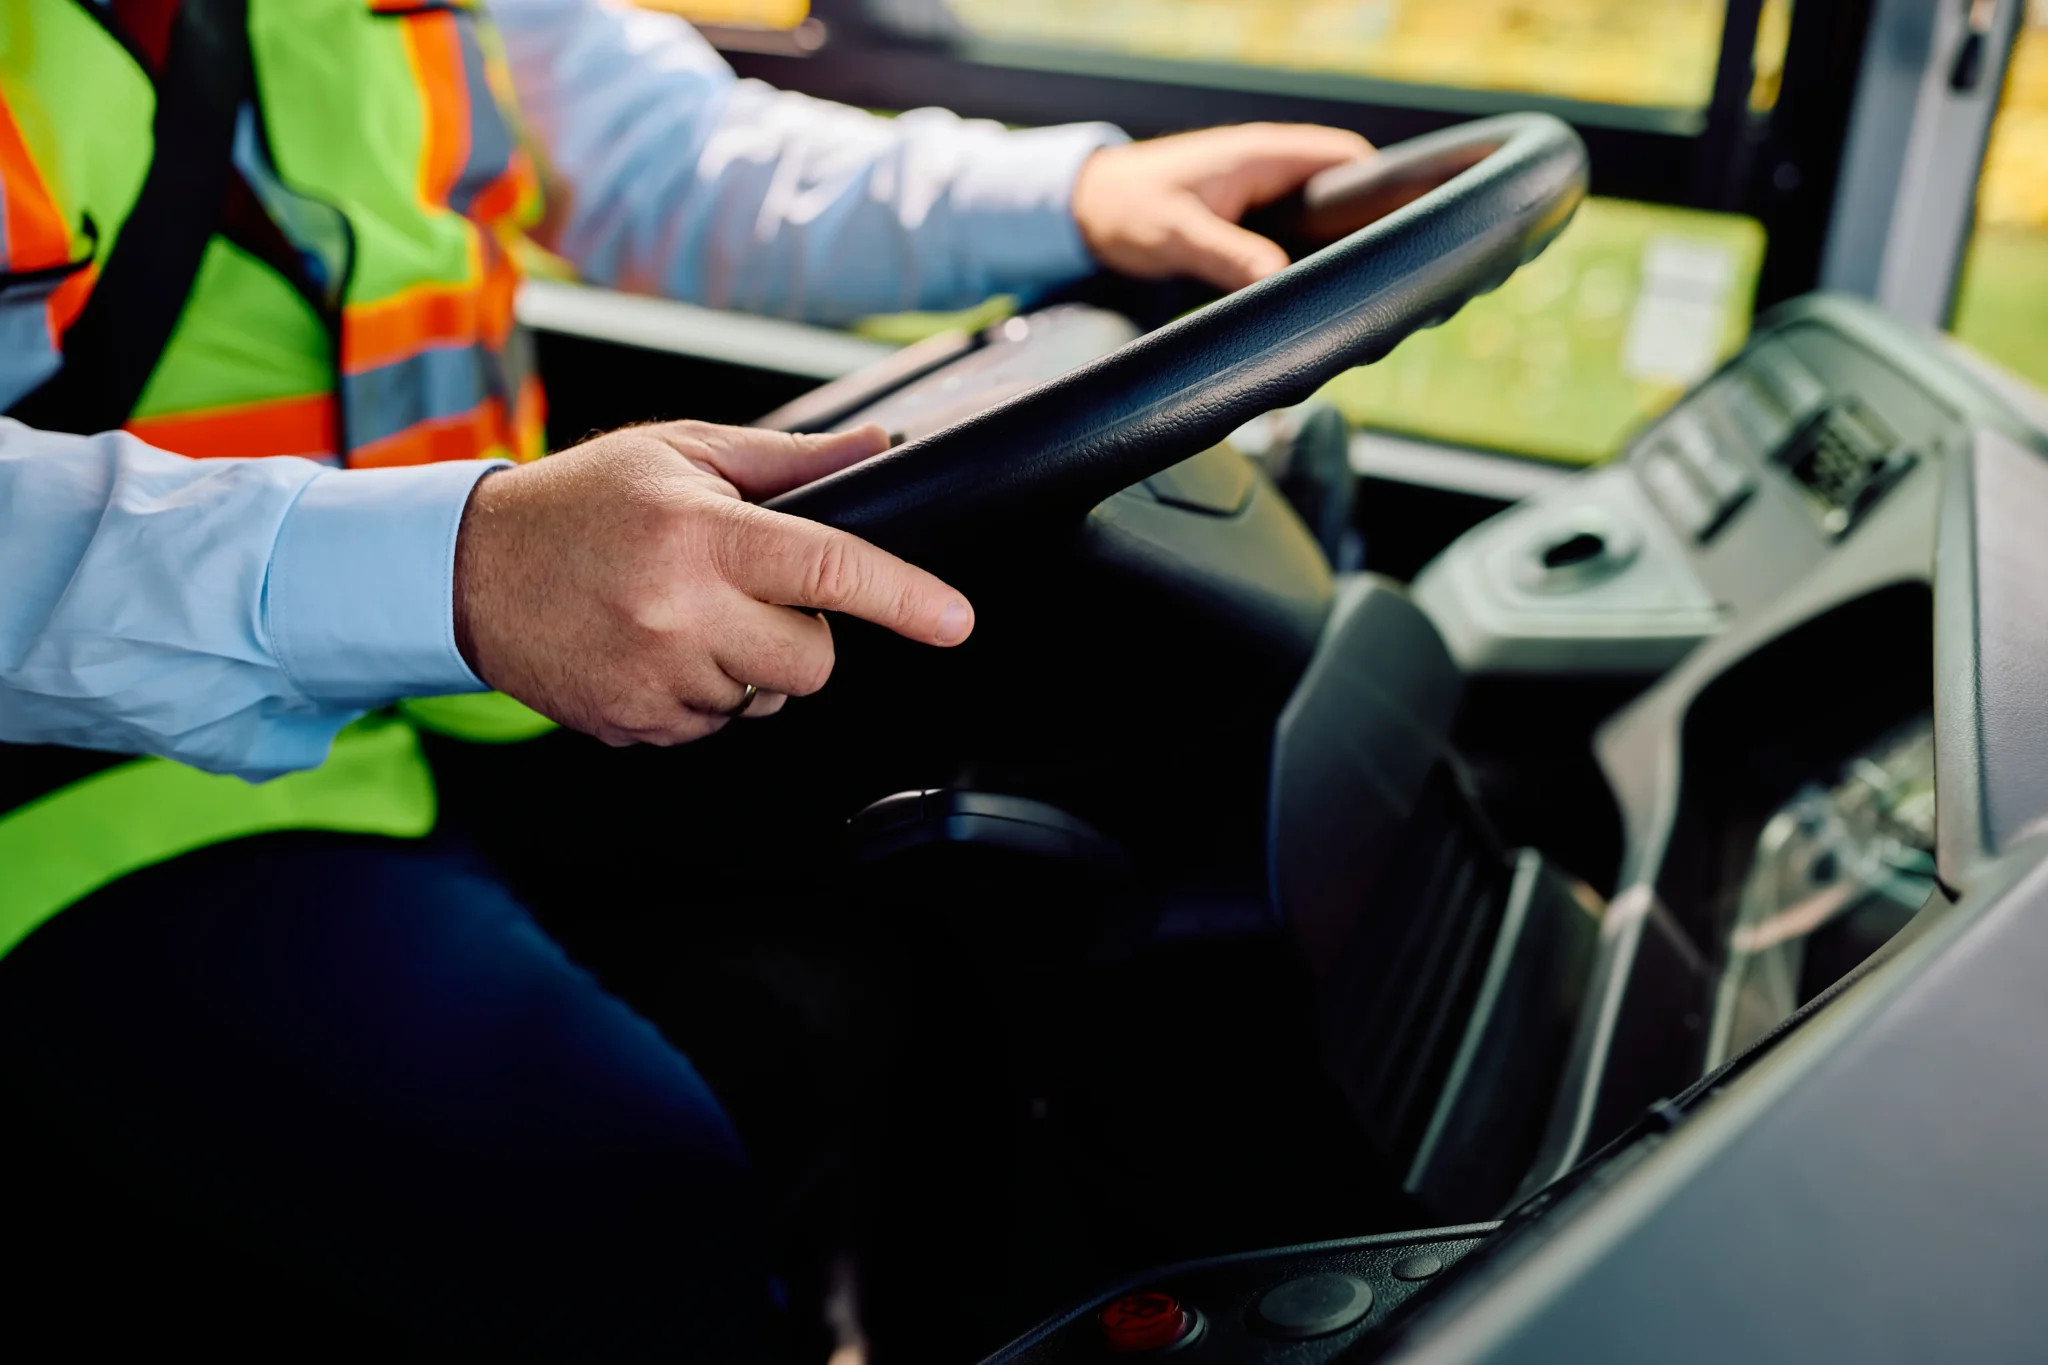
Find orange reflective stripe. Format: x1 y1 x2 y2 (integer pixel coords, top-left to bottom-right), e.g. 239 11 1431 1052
344 273 476 372
0 91 91 352
0 94 72 270
513 374 546 462
342 239 517 372
401 11 471 210
48 261 96 338
466 150 533 227
349 395 507 468
126 393 338 460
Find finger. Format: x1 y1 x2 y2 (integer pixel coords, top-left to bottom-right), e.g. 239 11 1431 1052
719 505 975 646
656 422 892 502
681 681 790 722
1164 200 1292 291
710 597 838 699
1207 124 1377 214
737 689 788 720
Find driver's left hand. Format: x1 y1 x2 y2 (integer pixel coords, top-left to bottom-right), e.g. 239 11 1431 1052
1072 123 1375 293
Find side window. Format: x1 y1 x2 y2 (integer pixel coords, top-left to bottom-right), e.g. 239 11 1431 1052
1948 0 2048 388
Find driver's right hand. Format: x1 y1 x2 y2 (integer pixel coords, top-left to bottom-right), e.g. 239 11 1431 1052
452 420 974 746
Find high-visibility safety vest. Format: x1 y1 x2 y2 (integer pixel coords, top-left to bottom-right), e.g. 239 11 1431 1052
1 0 546 463
0 0 561 961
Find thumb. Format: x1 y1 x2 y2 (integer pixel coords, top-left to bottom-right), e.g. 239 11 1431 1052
667 422 893 501
1166 199 1293 292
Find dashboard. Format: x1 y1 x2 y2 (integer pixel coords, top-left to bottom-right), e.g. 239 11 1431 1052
1412 297 1970 675
721 261 2048 1359
1408 296 2007 1185
968 292 2048 1362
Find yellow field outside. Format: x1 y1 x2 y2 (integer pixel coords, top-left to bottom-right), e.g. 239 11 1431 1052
945 0 1731 109
622 1 2043 461
1951 1 2048 389
1321 197 1765 464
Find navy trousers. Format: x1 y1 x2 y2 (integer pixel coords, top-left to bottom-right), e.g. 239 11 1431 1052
0 833 771 1356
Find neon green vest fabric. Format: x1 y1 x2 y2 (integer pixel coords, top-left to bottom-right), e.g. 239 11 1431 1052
0 0 564 961
0 0 545 465
0 695 558 962
0 715 436 960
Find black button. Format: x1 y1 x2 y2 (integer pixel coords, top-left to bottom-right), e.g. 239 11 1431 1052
1255 1273 1373 1339
1541 531 1607 570
1391 1253 1443 1282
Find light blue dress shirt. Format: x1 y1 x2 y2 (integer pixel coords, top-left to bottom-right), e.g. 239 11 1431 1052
0 0 1123 781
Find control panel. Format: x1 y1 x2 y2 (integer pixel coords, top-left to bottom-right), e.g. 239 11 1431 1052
1411 301 1970 677
984 1227 1491 1363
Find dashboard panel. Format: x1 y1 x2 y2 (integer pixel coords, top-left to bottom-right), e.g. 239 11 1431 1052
1373 418 2048 1364
983 292 2048 1365
1503 295 2045 1184
1413 298 1978 674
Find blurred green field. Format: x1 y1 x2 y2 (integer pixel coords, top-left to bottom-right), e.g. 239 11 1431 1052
944 0 1733 110
1320 197 1764 464
851 197 1765 467
1951 227 2048 392
1948 9 2047 392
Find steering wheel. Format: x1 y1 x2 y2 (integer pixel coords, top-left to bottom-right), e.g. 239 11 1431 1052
765 113 1588 555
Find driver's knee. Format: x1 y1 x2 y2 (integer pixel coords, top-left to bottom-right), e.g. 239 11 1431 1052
0 833 772 1355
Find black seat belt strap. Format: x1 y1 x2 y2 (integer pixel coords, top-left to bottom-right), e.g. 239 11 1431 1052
8 0 252 436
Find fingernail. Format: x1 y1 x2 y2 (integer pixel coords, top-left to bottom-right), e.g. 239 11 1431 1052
936 600 972 644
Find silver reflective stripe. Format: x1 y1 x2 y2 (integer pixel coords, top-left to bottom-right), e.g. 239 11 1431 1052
342 339 501 450
0 271 68 410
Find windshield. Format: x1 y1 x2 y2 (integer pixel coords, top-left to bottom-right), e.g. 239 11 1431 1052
893 0 1752 112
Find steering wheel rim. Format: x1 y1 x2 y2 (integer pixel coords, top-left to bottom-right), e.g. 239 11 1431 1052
766 113 1588 554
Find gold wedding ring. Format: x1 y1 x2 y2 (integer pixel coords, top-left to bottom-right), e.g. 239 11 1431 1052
727 683 760 718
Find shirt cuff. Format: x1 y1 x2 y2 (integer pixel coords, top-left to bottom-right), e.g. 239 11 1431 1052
266 460 506 705
950 120 1130 289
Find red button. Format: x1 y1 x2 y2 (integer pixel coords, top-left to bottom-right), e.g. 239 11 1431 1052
1101 1292 1192 1353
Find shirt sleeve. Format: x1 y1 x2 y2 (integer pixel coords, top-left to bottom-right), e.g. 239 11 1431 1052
0 419 498 782
490 0 1128 326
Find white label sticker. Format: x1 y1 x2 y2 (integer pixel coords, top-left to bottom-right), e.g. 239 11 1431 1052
1622 236 1738 386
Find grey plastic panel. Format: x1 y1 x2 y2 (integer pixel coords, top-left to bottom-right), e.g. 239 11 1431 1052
1518 298 2006 1185
1819 0 2023 327
1371 299 2048 1363
1410 298 2000 684
1387 840 2048 1365
1526 423 1942 1183
1411 466 1725 675
1935 429 2048 885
